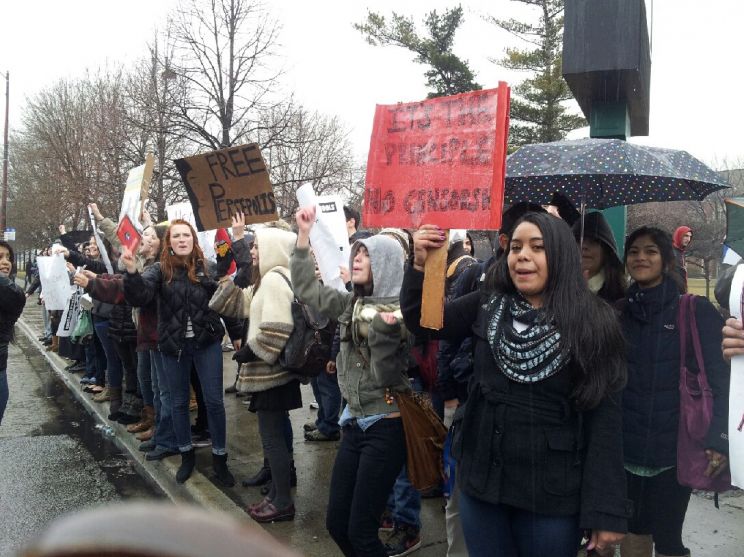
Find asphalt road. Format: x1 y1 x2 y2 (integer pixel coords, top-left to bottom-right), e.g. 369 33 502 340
0 334 162 557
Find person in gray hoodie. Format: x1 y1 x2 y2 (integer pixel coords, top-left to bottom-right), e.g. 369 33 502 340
292 206 411 557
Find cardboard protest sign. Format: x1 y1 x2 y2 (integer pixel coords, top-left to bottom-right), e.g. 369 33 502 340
174 143 278 231
363 84 510 230
37 255 71 311
57 284 83 338
728 266 744 488
297 183 350 292
166 202 217 263
119 154 154 230
117 215 142 254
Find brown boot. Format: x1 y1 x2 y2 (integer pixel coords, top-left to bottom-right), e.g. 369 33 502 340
620 534 653 557
127 405 155 433
47 335 59 352
93 387 113 403
136 426 154 441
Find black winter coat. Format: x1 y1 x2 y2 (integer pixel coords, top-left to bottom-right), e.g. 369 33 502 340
123 263 238 357
0 277 26 373
401 267 631 533
620 277 729 467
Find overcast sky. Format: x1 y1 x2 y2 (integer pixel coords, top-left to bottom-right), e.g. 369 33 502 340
1 0 743 170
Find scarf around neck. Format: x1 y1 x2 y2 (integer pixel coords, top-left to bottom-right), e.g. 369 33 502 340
486 293 568 384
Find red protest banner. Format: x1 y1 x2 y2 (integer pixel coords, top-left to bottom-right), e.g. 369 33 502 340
363 83 510 230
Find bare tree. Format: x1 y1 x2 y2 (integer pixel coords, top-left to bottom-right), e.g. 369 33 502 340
169 0 287 150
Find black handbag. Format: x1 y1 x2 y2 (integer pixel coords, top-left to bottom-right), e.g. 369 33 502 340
273 271 333 377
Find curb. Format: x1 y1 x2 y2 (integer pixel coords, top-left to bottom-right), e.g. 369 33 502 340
16 317 247 520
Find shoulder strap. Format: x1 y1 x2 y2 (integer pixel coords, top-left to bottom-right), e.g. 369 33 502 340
446 255 474 278
271 269 292 290
678 294 706 377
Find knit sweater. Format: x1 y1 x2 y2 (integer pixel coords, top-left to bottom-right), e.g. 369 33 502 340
210 227 298 392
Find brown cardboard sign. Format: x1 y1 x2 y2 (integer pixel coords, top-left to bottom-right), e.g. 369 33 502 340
174 143 278 231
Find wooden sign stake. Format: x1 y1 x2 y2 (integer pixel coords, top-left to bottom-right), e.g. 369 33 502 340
420 231 448 330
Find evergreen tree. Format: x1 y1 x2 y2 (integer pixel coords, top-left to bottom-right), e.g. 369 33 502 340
486 0 585 147
354 6 481 99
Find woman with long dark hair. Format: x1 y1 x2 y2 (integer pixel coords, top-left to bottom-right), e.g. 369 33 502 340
401 212 630 557
122 219 237 487
619 227 729 557
0 240 26 425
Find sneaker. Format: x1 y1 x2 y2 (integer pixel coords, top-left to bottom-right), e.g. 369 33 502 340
309 400 319 410
303 421 318 432
384 524 422 557
378 509 395 533
222 343 235 352
304 429 340 442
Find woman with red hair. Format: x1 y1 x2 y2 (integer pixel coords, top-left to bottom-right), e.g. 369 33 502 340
122 219 241 486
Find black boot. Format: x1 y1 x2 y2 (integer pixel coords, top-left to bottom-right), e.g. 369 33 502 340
212 453 235 487
176 449 196 484
242 458 271 487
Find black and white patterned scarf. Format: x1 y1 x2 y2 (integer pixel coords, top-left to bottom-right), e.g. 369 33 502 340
486 293 568 383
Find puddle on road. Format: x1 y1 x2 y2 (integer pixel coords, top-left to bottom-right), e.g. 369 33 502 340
17 336 164 501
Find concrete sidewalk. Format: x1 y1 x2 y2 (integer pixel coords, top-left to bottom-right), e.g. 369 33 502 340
18 301 449 556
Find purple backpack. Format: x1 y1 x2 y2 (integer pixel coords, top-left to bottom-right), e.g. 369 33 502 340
676 294 732 492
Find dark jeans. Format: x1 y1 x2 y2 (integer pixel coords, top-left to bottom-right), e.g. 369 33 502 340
191 365 208 433
93 320 122 389
459 491 581 557
258 410 294 509
85 331 107 385
0 369 8 425
161 340 226 454
326 418 407 557
112 338 138 394
151 350 177 451
627 468 692 555
137 350 154 406
311 371 341 436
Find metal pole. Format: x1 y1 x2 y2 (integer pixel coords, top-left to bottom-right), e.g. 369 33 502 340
1 71 9 235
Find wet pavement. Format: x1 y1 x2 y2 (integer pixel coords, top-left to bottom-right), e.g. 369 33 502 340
0 334 162 557
13 299 744 556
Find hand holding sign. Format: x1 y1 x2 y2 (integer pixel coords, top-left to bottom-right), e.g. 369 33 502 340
295 205 316 248
117 215 142 254
412 225 447 270
120 247 137 274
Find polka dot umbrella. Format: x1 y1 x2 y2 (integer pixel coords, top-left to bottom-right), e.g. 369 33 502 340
505 138 730 209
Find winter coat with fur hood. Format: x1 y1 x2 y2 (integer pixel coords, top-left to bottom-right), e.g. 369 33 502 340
290 235 411 417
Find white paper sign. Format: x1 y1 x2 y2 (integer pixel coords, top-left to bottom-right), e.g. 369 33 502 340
727 264 744 488
37 255 71 311
120 163 145 230
88 208 114 274
166 202 217 263
296 183 350 292
57 284 83 337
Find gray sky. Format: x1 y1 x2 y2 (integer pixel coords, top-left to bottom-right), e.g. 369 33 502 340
1 0 743 170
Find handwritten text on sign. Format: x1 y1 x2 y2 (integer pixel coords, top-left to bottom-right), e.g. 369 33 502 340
363 84 510 230
174 143 278 231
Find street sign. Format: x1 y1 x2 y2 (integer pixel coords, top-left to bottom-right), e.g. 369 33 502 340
4 228 15 241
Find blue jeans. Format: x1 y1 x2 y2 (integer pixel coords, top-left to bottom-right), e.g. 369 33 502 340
137 351 154 406
93 319 122 389
386 465 422 529
459 491 581 557
311 370 341 436
151 350 177 451
0 369 8 425
161 340 226 454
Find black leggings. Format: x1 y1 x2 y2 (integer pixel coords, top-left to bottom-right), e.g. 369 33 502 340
326 418 407 557
627 468 692 555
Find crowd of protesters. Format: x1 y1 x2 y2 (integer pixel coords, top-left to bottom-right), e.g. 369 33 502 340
3 195 737 557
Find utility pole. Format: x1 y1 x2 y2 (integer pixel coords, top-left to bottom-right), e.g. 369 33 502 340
1 71 9 236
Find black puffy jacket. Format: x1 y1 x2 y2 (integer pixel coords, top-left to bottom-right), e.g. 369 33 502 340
1 277 26 373
123 263 229 357
620 277 729 467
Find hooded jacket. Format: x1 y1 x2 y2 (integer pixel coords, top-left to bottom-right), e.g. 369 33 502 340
572 212 625 302
290 235 410 417
672 226 692 285
210 228 298 392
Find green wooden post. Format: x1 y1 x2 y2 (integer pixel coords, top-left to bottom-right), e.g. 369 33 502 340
589 101 629 254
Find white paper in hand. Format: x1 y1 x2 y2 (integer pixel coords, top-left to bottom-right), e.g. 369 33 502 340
296 184 350 292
